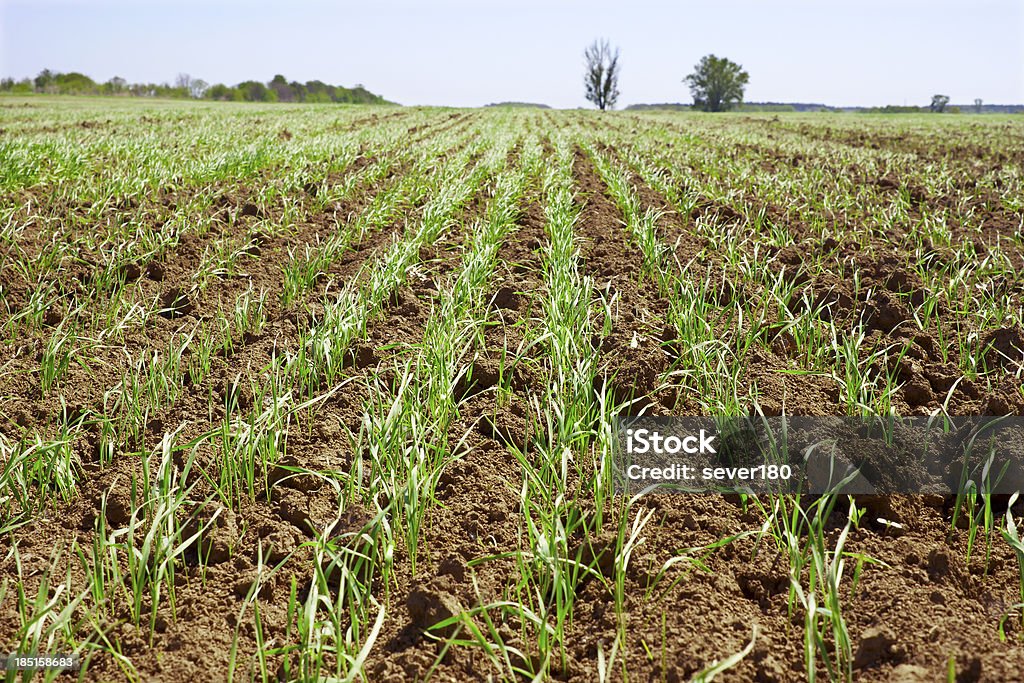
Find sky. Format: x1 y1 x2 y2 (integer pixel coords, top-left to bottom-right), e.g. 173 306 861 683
1 0 1022 108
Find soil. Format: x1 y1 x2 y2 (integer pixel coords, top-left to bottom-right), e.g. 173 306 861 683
2 110 1024 682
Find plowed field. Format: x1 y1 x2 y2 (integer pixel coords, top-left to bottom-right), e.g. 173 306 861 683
2 100 1024 682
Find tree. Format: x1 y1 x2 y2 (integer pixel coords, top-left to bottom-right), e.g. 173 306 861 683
268 74 295 102
583 39 620 111
974 98 983 114
53 72 97 94
237 80 277 102
205 83 240 101
9 78 32 94
34 69 54 92
929 94 950 113
129 82 155 97
101 76 127 96
684 54 749 112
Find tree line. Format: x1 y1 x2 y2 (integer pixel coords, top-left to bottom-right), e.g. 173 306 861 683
0 70 391 104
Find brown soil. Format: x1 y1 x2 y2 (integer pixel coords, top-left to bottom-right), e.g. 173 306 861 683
366 150 1024 681
2 111 1024 682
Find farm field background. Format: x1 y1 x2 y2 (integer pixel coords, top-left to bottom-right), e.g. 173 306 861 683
1 98 1024 682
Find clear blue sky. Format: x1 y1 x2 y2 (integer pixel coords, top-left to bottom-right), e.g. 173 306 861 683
2 0 1021 108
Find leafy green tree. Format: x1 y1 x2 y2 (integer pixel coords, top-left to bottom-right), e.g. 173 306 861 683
268 74 295 102
583 39 620 111
684 54 749 112
205 83 239 101
1 77 31 93
238 80 276 102
288 80 307 102
103 76 128 95
34 69 54 92
304 80 331 102
53 72 97 94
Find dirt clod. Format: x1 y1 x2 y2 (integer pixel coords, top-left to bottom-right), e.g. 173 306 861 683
239 202 261 218
853 625 898 669
406 577 464 637
492 286 520 310
145 261 165 281
159 287 194 318
981 327 1024 369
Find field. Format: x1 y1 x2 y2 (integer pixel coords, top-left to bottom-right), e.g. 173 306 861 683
1 97 1024 682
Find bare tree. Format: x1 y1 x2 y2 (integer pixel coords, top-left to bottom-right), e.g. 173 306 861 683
974 98 983 114
929 94 950 113
583 39 620 111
